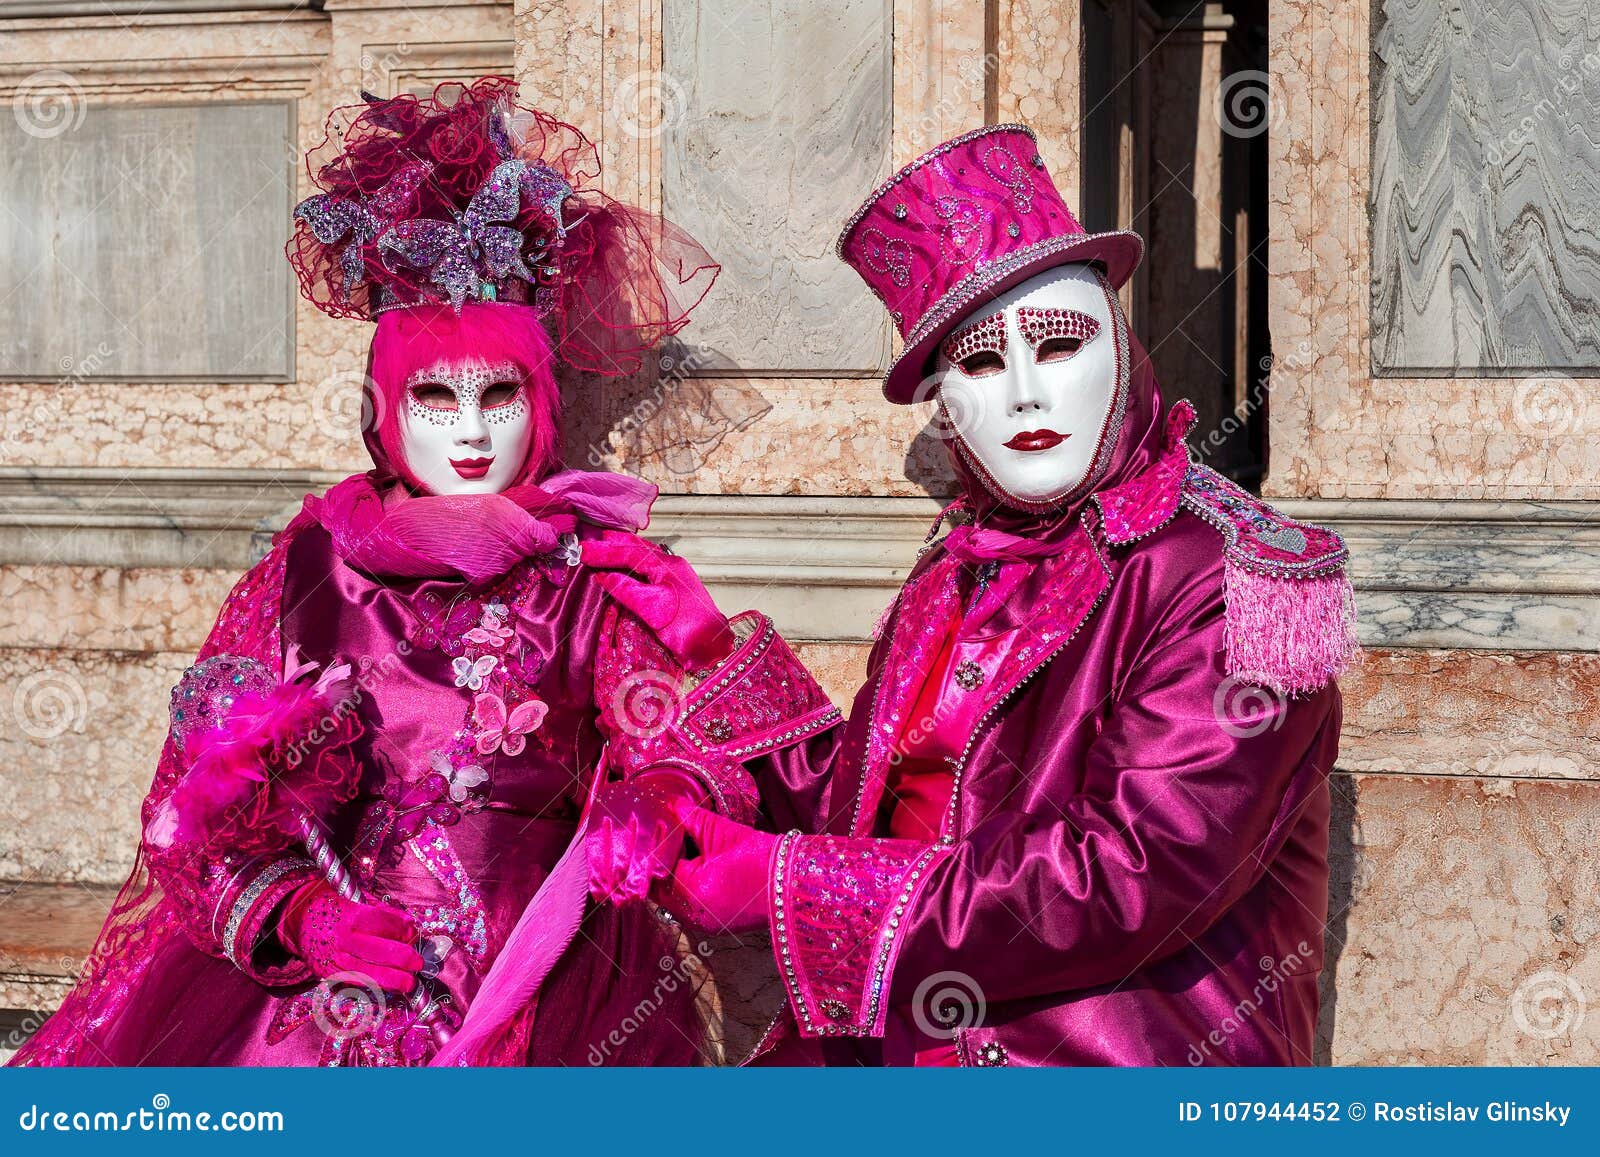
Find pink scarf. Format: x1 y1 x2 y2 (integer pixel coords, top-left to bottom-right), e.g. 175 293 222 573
294 468 658 584
941 519 1062 563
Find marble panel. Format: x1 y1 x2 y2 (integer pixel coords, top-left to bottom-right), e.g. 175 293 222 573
1269 1 1600 499
661 0 894 373
0 101 296 381
1371 0 1600 374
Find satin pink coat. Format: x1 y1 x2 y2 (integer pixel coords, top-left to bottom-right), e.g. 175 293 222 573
755 399 1350 1068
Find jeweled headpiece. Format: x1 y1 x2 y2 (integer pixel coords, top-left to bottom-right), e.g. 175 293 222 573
288 76 718 375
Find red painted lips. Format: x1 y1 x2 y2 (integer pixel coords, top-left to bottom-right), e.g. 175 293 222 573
1003 429 1067 452
450 456 494 479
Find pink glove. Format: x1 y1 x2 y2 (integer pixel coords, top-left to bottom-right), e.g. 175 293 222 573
586 771 706 903
278 881 424 994
583 531 735 669
654 804 777 935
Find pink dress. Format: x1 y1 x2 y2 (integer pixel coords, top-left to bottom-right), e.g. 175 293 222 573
13 504 839 1066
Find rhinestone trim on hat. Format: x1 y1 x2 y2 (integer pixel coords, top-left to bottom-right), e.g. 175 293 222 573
979 141 1035 214
885 229 1143 397
859 227 913 289
835 123 1039 258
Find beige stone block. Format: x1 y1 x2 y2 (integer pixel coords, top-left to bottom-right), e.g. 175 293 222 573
995 0 1082 209
1323 773 1600 1063
0 566 236 653
891 0 987 165
1340 649 1600 781
0 649 182 884
793 641 870 711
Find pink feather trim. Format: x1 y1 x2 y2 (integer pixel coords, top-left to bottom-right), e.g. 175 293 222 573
171 662 364 852
1221 560 1359 698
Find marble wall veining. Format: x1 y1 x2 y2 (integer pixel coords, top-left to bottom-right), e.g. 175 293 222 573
1269 0 1600 499
1371 0 1600 375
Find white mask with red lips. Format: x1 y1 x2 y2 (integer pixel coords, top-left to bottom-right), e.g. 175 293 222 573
934 262 1127 509
399 358 533 496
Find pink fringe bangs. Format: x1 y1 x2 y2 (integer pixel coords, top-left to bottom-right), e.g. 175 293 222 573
368 302 563 491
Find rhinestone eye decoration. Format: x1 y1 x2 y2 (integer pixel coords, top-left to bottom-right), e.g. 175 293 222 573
1015 307 1100 364
405 360 526 427
940 313 1007 373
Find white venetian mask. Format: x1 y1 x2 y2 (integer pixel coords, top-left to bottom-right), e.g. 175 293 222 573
399 358 533 496
933 263 1125 507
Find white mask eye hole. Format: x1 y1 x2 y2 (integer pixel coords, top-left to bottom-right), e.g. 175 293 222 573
941 313 1008 379
1017 307 1101 366
410 383 459 412
480 380 521 409
1036 336 1084 364
957 350 1006 377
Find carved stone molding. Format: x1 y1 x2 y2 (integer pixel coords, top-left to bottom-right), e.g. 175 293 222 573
1278 498 1600 652
1 1 318 16
0 470 1596 650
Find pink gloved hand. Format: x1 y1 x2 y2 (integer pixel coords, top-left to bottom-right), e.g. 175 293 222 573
653 804 777 935
586 770 706 904
583 531 735 669
278 881 424 994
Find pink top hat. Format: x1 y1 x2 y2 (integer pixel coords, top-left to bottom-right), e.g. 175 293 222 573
837 124 1143 404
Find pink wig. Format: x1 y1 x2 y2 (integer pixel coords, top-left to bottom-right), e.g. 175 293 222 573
366 302 563 493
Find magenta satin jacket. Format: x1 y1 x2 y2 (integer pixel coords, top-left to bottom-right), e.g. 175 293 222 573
755 403 1352 1067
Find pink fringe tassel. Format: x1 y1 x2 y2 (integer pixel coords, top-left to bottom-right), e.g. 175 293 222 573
1221 561 1359 697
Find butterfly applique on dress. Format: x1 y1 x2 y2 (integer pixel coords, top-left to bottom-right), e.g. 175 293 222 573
472 692 548 757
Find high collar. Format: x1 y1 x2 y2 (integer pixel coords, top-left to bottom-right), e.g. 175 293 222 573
1091 399 1197 547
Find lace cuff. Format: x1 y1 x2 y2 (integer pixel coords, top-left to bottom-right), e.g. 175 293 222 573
600 611 842 826
770 831 951 1038
219 856 317 986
